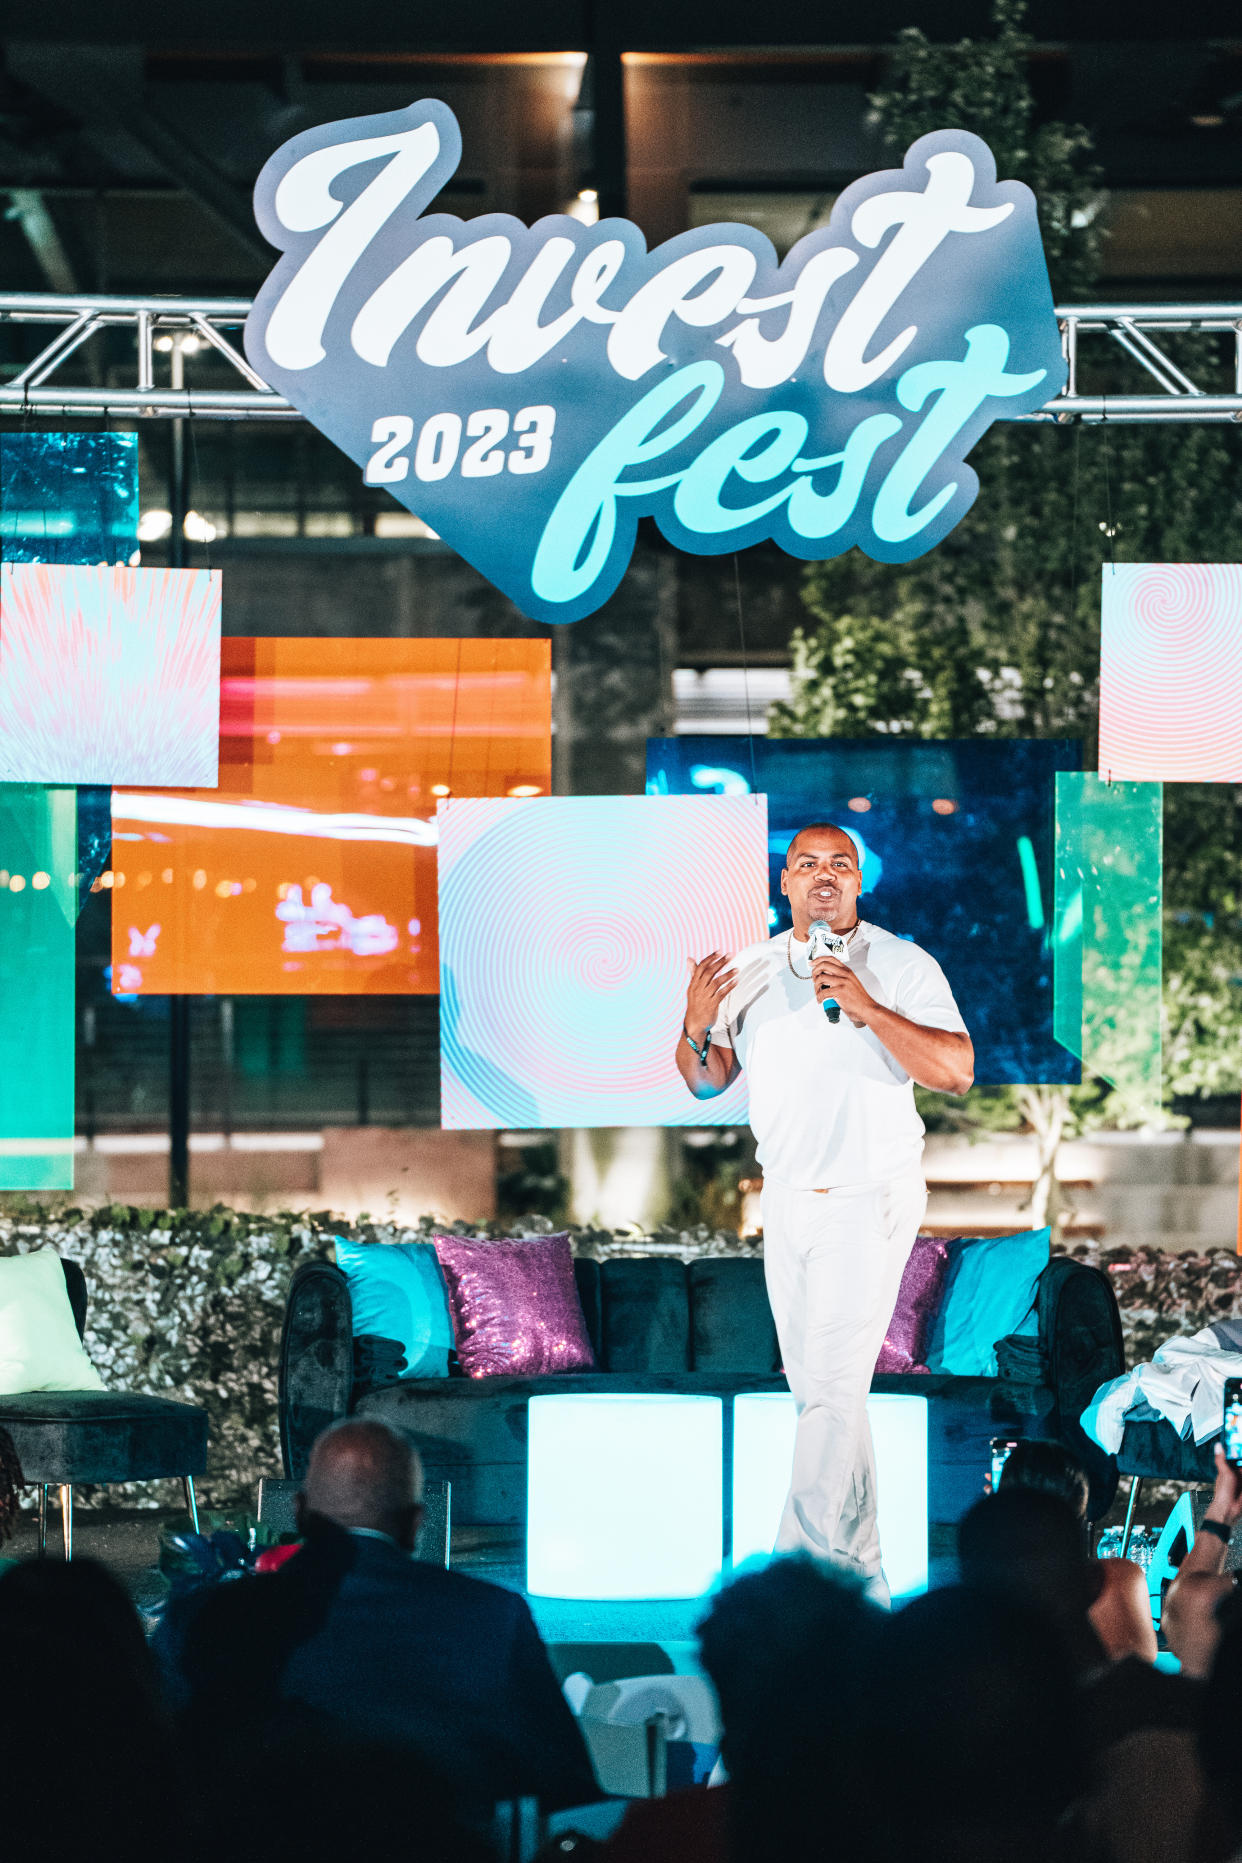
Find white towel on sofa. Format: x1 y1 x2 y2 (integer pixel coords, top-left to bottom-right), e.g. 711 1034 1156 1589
1082 1321 1242 1454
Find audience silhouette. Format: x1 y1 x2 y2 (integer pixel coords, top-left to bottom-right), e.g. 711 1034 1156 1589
168 1419 596 1816
4 1427 1232 1863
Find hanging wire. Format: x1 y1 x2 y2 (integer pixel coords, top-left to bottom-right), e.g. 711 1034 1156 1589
188 395 213 579
1069 423 1083 630
654 599 668 758
447 635 463 797
1098 416 1116 782
482 636 498 797
1100 410 1117 572
733 554 759 797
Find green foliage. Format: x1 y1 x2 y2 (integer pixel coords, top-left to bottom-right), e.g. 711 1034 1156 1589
774 0 1242 1117
916 1078 1115 1138
868 0 1103 299
777 415 1242 756
1163 786 1242 1100
496 1140 569 1224
667 1132 758 1233
0 1204 756 1512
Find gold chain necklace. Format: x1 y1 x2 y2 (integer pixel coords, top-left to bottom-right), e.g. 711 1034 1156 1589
786 921 861 980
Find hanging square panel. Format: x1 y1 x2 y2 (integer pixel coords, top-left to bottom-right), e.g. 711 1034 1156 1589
111 637 552 995
0 431 139 566
1054 773 1163 1115
649 736 1081 1086
1099 564 1242 782
0 787 77 1189
0 432 141 914
0 563 221 784
438 794 768 1129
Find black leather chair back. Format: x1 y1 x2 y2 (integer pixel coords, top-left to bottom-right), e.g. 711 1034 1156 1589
59 1258 88 1341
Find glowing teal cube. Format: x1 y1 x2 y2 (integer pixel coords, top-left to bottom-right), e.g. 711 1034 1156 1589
527 1394 723 1600
731 1392 928 1598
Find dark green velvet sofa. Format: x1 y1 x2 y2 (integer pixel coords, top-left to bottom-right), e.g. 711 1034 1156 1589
278 1252 1123 1532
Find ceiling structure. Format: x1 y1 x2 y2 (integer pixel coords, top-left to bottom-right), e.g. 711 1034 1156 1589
1 13 1240 298
1 10 1239 631
5 5 1239 1156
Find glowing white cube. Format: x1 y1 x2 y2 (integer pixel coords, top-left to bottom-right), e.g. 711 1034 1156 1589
731 1392 928 1598
527 1394 724 1600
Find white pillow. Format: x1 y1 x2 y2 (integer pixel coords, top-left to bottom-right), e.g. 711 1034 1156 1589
0 1248 105 1394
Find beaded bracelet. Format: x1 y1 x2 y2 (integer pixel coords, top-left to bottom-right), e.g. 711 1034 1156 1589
682 1024 712 1068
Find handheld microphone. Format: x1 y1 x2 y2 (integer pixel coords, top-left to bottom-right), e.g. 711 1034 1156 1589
807 918 847 1023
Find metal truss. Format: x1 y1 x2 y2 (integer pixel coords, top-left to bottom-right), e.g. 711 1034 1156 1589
0 294 291 419
0 291 1240 423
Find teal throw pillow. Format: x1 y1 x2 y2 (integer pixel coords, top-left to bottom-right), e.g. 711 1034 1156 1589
923 1227 1051 1377
334 1238 454 1381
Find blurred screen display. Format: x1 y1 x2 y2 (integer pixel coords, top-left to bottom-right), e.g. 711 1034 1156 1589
647 736 1081 1086
439 795 768 1128
111 638 551 995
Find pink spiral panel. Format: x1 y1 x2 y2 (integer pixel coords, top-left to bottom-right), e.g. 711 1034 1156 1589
438 794 769 1128
1099 563 1242 782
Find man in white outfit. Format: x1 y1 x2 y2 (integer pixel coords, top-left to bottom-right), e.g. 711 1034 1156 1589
676 823 973 1589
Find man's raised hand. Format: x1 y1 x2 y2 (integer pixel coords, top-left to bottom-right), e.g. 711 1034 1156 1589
685 952 737 1041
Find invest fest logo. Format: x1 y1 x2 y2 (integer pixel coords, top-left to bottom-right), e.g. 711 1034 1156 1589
246 101 1066 625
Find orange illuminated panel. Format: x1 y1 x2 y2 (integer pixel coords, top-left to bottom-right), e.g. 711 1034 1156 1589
110 638 551 994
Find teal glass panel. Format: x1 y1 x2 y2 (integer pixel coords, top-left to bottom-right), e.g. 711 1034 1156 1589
1054 774 1163 1114
0 432 138 565
0 435 139 1186
0 433 139 911
0 786 77 1188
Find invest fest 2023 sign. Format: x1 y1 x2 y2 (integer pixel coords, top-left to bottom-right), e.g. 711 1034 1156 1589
245 101 1066 626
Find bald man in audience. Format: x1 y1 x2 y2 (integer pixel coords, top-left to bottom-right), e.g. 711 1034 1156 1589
177 1419 597 1813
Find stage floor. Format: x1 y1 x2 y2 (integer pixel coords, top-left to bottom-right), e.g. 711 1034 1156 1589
2 1493 1145 1648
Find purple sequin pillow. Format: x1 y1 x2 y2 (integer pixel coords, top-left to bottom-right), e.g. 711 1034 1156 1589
874 1235 953 1375
431 1232 596 1378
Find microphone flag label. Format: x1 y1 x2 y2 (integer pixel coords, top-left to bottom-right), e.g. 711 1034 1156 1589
245 100 1066 626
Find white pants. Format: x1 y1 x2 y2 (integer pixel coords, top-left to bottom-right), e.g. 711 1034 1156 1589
761 1168 927 1580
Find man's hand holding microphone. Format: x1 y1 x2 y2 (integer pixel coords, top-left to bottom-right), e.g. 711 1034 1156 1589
808 921 872 1027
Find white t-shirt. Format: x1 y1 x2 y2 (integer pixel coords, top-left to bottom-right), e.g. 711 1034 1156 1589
709 921 967 1191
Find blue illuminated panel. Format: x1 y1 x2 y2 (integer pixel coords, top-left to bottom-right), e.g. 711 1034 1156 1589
648 736 1081 1086
0 432 138 565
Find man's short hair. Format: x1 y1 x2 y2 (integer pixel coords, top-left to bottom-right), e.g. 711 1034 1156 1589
958 1487 1088 1582
998 1439 1090 1523
304 1417 423 1531
785 823 861 867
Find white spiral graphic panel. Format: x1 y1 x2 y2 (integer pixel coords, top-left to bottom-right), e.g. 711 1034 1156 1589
438 795 768 1128
1099 564 1242 782
0 563 221 785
